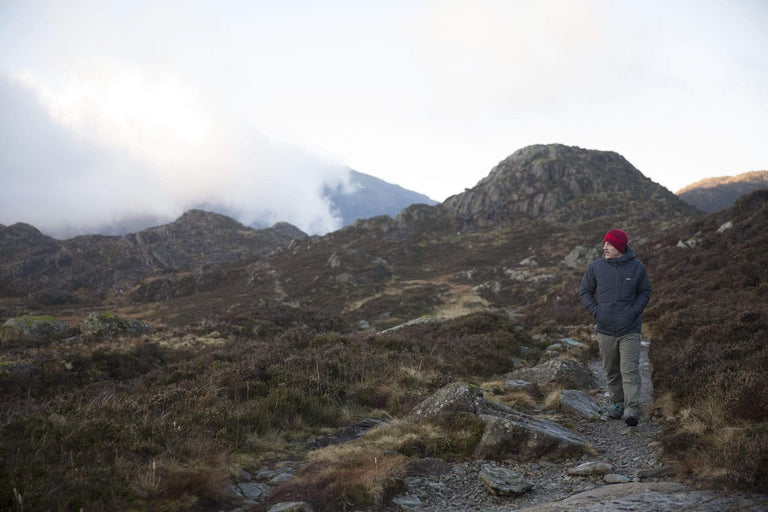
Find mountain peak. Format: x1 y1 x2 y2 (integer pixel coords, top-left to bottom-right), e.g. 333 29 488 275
174 209 249 231
442 143 696 228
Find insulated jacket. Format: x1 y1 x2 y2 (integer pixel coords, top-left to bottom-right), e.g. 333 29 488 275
579 246 652 336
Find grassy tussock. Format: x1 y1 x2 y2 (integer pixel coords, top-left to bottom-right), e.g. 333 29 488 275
270 419 486 511
542 388 565 411
481 380 538 412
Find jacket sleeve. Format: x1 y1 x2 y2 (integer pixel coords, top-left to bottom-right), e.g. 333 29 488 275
579 264 599 318
631 264 652 316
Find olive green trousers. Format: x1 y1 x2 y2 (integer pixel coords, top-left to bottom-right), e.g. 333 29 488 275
597 332 642 418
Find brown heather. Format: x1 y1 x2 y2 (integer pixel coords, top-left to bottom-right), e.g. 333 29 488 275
0 311 536 510
2 147 767 510
644 190 768 492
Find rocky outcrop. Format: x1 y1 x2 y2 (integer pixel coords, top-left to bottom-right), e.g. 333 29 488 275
506 357 599 391
1 315 71 344
561 245 601 268
80 312 149 337
441 144 697 229
558 390 603 420
0 210 307 305
410 382 589 462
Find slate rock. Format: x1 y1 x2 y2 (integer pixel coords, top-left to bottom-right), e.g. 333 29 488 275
410 382 589 462
638 465 676 479
479 465 534 496
474 402 589 462
409 381 484 423
504 379 534 391
391 494 423 508
567 462 613 476
605 473 631 484
559 390 603 419
267 502 314 512
236 482 270 500
507 357 599 390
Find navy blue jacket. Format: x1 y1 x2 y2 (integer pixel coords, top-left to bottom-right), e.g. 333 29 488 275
579 246 652 336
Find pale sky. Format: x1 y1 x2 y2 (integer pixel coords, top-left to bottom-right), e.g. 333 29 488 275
1 1 767 236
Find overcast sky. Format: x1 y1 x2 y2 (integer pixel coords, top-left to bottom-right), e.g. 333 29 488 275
1 0 767 237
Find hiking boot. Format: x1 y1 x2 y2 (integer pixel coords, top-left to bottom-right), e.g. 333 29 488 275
608 404 624 420
625 415 639 427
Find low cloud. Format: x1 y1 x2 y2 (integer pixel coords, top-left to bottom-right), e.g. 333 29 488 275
0 73 352 238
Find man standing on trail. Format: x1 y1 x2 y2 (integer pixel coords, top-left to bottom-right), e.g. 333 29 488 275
579 229 652 427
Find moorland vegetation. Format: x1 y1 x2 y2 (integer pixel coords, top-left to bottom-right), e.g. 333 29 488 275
1 145 766 511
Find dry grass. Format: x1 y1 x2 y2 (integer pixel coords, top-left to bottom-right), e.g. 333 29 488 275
542 388 565 411
481 380 538 412
645 190 768 492
0 310 536 511
268 419 488 511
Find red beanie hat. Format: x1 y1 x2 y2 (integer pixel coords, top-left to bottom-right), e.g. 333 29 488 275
603 229 628 253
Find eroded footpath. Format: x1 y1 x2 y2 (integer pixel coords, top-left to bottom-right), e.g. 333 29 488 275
384 342 768 512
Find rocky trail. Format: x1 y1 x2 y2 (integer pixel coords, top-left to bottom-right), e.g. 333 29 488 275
234 342 768 512
384 342 768 512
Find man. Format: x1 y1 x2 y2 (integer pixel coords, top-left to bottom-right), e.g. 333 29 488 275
579 229 652 426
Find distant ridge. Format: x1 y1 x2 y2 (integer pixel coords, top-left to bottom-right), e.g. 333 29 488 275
324 169 437 226
46 169 435 239
0 210 305 305
676 170 768 212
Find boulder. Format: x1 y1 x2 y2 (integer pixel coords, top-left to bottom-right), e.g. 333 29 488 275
409 381 485 423
559 390 603 420
568 462 613 476
474 404 588 461
410 382 589 462
80 312 149 337
562 245 600 268
235 482 270 500
504 379 534 391
479 465 533 496
1 315 70 345
605 474 631 484
506 357 599 391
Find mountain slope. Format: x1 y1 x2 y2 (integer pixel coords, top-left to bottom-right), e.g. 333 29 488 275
676 170 768 212
324 169 437 226
643 189 768 491
442 144 698 228
0 210 306 305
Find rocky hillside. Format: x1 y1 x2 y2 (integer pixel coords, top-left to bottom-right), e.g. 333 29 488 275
642 188 768 492
442 144 698 228
3 144 767 511
676 170 768 212
108 144 702 333
0 210 306 306
2 144 702 325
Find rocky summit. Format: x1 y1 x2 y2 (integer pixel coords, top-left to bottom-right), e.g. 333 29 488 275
442 144 697 228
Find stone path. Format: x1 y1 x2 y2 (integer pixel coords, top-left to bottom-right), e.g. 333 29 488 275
383 341 768 511
238 341 768 512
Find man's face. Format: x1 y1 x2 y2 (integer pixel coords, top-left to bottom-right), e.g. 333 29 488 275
603 241 622 259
